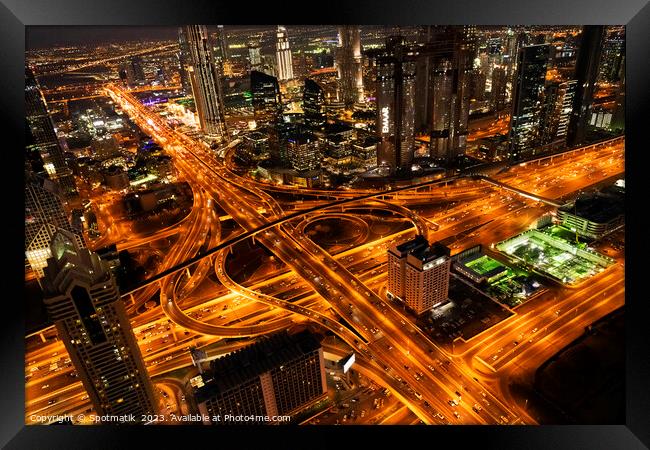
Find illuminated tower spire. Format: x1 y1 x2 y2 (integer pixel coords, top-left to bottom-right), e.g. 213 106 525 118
275 26 294 81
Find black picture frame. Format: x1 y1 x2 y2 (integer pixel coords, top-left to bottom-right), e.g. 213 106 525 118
2 0 649 448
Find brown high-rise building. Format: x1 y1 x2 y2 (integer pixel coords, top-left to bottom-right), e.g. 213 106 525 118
387 236 450 314
387 235 429 302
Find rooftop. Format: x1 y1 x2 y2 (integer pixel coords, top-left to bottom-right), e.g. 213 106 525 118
559 190 624 224
390 235 429 257
193 330 321 403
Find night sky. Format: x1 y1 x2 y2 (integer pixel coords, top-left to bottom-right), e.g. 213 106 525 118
27 26 182 49
25 25 285 49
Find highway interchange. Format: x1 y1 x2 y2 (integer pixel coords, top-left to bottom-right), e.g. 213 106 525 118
25 83 624 425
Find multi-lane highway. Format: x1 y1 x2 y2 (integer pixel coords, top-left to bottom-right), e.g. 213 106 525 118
25 81 624 426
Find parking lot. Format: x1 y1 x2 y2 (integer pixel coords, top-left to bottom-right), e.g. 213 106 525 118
419 274 513 346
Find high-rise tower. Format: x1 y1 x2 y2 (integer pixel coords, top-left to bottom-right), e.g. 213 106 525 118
303 78 326 130
183 25 228 139
25 172 85 279
508 44 549 160
42 230 158 421
372 36 418 172
26 67 77 198
215 25 229 62
248 40 262 71
336 26 364 106
567 26 605 147
177 27 193 95
275 26 294 81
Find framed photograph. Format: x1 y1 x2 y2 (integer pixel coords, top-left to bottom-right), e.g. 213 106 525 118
2 0 648 448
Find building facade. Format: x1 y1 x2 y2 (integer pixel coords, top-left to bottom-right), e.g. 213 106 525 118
336 26 364 106
373 37 418 172
251 70 282 127
248 40 262 71
193 331 327 424
404 242 451 314
387 235 429 302
508 44 550 160
303 78 326 130
183 25 228 139
276 26 294 81
25 173 85 278
287 132 321 172
26 67 78 198
567 26 605 147
42 230 158 421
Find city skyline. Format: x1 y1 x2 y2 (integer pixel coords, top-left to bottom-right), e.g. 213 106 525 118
24 24 625 426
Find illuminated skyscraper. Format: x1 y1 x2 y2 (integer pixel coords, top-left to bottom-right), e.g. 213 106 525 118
25 67 77 198
177 27 193 95
183 25 228 139
388 236 450 314
413 26 476 162
429 59 454 159
598 27 624 83
251 70 282 127
215 25 229 62
508 44 549 160
193 330 327 424
567 26 605 147
275 26 294 81
42 230 158 421
287 131 321 172
248 40 262 71
25 172 85 278
372 36 418 172
303 78 326 130
336 26 364 106
540 80 577 145
490 66 507 110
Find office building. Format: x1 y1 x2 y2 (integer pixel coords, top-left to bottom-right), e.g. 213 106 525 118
42 230 158 421
336 26 364 106
611 59 625 132
276 26 294 81
508 44 549 160
193 330 328 424
183 25 228 139
251 70 282 127
131 56 146 84
26 67 77 198
119 57 145 87
215 25 229 62
541 79 576 144
598 28 625 83
287 131 321 172
25 172 85 278
490 66 507 110
177 27 193 95
557 187 624 239
372 36 418 172
303 78 326 130
387 235 429 302
413 27 476 162
567 26 605 147
404 241 451 314
248 40 262 71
